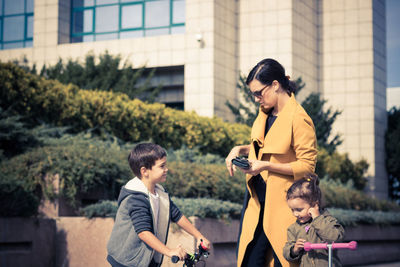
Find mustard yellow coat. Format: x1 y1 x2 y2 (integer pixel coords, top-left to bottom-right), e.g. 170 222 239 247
237 95 317 267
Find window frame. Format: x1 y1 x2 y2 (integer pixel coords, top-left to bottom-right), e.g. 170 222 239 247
0 0 34 50
70 0 185 43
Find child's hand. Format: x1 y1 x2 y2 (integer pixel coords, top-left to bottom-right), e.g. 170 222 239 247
308 203 320 219
197 236 211 250
293 238 306 255
168 244 186 261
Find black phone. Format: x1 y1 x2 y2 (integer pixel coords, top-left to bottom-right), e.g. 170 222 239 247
231 157 250 169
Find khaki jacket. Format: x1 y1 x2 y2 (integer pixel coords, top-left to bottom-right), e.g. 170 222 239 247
237 95 317 267
283 210 345 267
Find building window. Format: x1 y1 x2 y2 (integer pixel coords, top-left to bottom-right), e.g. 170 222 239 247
71 0 185 43
0 0 34 50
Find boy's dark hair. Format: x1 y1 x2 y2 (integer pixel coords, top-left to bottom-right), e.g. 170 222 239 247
286 173 322 206
128 143 167 178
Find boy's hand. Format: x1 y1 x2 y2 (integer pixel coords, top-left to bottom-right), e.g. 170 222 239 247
293 238 306 255
197 237 211 250
308 204 320 219
168 244 186 261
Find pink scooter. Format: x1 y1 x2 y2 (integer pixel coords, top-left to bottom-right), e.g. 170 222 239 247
304 241 357 267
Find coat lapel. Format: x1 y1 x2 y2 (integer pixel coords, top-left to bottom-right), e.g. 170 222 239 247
251 94 297 156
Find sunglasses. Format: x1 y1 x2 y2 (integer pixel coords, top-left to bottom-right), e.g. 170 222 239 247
251 85 269 98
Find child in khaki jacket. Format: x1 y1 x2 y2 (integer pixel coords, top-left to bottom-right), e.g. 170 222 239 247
283 174 345 267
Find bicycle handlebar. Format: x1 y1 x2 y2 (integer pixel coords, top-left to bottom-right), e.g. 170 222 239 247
171 240 210 265
304 241 357 251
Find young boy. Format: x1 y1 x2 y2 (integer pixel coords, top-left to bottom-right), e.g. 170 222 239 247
107 143 210 267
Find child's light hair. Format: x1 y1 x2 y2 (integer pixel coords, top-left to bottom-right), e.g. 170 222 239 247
286 173 321 206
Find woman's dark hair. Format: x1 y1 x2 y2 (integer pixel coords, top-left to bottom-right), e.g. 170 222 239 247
246 58 296 95
286 173 322 206
128 143 167 178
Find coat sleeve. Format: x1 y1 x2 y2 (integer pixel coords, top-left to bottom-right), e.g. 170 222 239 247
283 224 302 262
290 108 318 180
311 214 345 243
127 194 153 234
170 198 183 223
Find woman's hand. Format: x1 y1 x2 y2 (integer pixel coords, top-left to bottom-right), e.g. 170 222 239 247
225 147 240 176
241 159 269 176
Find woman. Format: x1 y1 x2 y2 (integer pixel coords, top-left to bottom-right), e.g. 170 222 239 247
225 58 317 267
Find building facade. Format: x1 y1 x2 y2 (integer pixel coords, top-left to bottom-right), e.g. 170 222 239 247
0 0 387 198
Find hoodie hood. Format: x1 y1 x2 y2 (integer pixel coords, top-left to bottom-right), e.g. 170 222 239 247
117 177 165 206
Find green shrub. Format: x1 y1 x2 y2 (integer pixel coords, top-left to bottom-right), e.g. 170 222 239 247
0 62 250 156
321 179 400 211
80 199 400 226
81 198 242 220
0 176 40 217
329 208 400 226
317 147 369 190
80 200 118 218
0 134 132 208
164 161 246 204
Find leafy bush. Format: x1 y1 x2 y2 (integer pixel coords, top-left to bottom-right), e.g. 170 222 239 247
0 63 250 156
320 179 400 211
329 208 400 226
80 200 118 218
80 199 400 226
164 161 246 204
80 198 242 220
386 107 400 203
317 147 369 190
0 134 132 208
0 176 40 217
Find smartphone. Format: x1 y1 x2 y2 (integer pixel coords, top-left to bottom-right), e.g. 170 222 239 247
231 157 250 170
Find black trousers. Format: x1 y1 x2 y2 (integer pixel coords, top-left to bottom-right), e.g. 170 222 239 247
241 204 282 267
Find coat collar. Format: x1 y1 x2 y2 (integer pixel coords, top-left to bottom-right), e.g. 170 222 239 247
251 94 297 155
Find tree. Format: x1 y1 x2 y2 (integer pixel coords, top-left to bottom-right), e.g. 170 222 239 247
386 107 400 203
301 93 342 153
17 51 161 102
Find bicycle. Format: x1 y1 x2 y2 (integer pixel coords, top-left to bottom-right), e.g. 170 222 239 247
304 241 357 267
171 239 210 267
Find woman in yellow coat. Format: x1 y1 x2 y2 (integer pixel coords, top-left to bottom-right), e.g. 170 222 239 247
225 58 317 267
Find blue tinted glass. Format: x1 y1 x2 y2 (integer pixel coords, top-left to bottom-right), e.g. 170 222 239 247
27 15 34 38
26 0 34 13
0 19 2 40
3 41 24 49
72 0 94 8
0 0 3 15
172 0 185 24
171 25 184 34
83 35 94 42
4 0 24 15
73 9 93 33
95 32 118 41
25 40 33 47
120 30 143 39
96 0 118 5
95 5 118 33
145 28 169 37
145 1 169 28
121 4 142 29
3 16 24 41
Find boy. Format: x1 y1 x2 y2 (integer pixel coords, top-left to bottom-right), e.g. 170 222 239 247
107 143 210 267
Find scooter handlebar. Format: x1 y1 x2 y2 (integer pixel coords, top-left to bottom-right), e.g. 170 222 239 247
304 241 357 252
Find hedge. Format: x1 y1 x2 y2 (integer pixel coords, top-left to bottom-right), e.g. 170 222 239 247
80 199 400 226
0 62 250 156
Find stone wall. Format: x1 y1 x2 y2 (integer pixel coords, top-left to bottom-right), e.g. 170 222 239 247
1 217 399 267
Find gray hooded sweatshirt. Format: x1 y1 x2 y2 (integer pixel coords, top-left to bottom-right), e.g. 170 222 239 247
107 178 182 267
